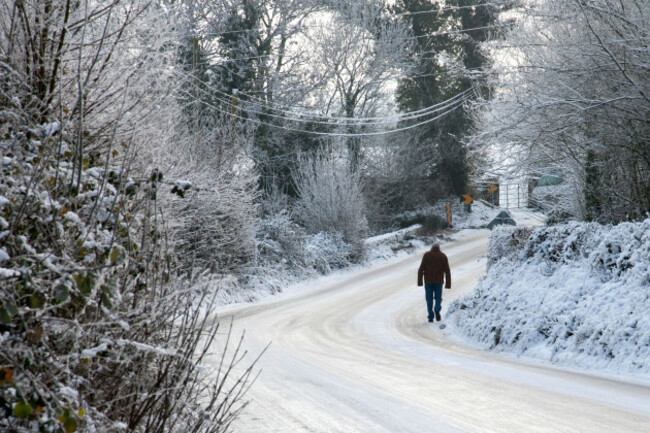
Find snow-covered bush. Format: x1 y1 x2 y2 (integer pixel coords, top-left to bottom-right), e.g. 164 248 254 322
255 210 308 270
486 225 534 268
0 2 259 431
292 151 368 261
448 219 650 375
163 111 259 277
173 184 258 275
304 231 352 274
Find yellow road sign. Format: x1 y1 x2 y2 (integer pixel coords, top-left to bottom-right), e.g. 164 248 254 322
488 184 498 194
462 194 473 205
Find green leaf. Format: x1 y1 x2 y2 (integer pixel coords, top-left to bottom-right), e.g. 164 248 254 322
100 285 114 308
5 302 18 316
0 307 11 325
109 247 125 265
54 285 69 304
63 416 78 432
30 293 45 309
73 273 95 295
0 301 19 324
13 401 33 418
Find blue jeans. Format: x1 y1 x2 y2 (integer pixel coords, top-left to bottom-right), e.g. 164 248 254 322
424 283 443 320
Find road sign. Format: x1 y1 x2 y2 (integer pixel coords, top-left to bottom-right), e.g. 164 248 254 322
462 194 473 205
488 184 498 194
445 203 452 225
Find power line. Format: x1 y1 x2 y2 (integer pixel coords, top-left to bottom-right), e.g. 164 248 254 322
200 23 508 46
175 69 473 125
180 86 468 137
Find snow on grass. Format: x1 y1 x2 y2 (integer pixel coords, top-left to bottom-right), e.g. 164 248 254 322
447 218 650 377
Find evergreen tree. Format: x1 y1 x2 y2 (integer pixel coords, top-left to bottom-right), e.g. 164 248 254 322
216 0 263 99
393 0 507 198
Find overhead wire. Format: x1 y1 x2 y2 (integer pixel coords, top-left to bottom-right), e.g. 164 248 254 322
174 68 473 125
179 85 468 137
200 23 508 47
174 2 498 135
207 83 470 124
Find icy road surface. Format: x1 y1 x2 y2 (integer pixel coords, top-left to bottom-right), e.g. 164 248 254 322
216 228 650 432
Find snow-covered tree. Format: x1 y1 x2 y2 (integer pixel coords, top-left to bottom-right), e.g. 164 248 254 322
393 0 513 199
306 0 414 168
292 150 368 260
469 0 650 222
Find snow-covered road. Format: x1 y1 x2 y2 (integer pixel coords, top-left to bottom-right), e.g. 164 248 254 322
216 229 650 432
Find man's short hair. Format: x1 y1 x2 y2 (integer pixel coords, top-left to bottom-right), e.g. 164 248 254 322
431 243 441 251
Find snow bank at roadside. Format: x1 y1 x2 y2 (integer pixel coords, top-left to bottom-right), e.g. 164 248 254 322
364 225 428 262
452 200 501 229
447 219 650 376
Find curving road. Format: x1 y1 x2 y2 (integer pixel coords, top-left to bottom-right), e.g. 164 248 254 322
216 229 650 433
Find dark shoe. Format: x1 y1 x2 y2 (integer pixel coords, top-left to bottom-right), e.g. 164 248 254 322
428 318 433 323
435 311 441 322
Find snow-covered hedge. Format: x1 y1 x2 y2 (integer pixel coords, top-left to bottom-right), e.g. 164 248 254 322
448 219 650 376
304 231 352 274
0 7 256 429
255 210 308 271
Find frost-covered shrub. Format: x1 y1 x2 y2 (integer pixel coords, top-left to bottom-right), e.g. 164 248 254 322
0 127 166 431
449 218 650 375
0 127 262 432
164 115 259 278
487 225 534 268
305 232 352 274
0 2 257 430
292 151 368 261
173 186 257 275
545 208 573 225
255 210 308 270
522 221 602 266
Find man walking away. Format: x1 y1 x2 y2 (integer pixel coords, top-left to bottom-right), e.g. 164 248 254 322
417 243 451 322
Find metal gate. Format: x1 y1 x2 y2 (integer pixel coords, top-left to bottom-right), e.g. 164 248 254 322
471 180 529 209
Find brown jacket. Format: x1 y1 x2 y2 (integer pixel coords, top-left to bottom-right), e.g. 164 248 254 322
417 249 451 288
